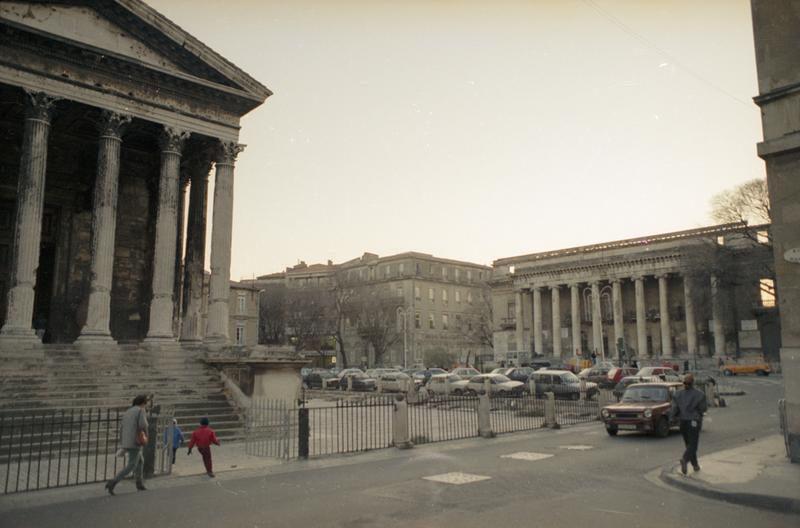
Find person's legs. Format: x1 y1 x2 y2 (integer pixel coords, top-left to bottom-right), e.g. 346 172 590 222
679 422 691 474
107 448 141 493
171 448 177 465
687 423 701 469
133 448 145 488
198 446 213 474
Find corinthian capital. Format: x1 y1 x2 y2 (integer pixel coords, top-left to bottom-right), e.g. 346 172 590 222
23 90 59 122
98 111 132 139
159 127 190 154
215 141 245 165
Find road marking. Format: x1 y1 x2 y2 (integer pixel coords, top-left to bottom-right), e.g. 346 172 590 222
422 472 491 485
559 445 594 451
592 508 635 516
500 452 554 461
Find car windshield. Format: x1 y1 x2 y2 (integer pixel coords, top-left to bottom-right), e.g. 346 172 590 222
622 387 668 402
490 368 505 374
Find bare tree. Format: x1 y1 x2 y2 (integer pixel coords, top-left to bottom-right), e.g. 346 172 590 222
327 270 359 368
352 291 402 367
258 284 286 345
710 178 771 227
457 292 494 365
285 287 331 354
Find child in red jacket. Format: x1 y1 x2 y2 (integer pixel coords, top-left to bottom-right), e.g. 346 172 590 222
187 417 221 477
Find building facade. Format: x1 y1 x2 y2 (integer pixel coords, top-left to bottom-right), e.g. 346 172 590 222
227 281 259 347
250 252 493 368
491 223 778 366
0 1 269 347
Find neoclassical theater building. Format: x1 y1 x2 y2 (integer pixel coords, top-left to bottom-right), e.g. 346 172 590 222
0 1 270 347
491 223 779 365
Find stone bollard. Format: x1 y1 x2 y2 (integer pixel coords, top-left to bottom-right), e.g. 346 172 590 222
347 375 353 392
392 394 413 449
544 392 559 429
704 382 718 408
478 389 494 438
406 379 418 404
580 379 587 401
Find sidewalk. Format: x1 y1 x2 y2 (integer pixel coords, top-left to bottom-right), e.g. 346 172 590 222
660 435 800 514
169 440 283 477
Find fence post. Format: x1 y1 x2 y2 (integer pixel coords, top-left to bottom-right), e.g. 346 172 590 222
580 379 587 401
478 379 494 438
528 378 536 398
298 407 309 459
377 378 383 394
545 392 559 429
347 376 353 392
392 394 413 449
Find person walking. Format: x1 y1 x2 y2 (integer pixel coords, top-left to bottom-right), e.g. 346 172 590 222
106 394 149 495
164 418 185 465
187 417 221 477
670 373 708 475
591 351 597 365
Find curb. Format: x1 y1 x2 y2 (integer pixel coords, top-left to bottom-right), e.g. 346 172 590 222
659 464 800 515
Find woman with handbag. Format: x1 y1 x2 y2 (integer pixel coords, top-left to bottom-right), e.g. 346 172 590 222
106 394 149 495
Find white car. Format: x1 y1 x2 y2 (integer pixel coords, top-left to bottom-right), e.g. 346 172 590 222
427 374 470 395
450 367 481 380
377 372 412 392
465 374 525 396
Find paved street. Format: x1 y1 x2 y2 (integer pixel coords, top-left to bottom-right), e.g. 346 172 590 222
1 375 795 528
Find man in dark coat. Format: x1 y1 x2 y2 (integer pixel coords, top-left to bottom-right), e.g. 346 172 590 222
670 373 708 475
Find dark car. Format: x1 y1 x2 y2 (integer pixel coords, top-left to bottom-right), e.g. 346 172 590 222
307 371 339 390
530 359 551 371
601 382 683 437
339 372 377 391
578 365 614 386
612 375 658 400
503 367 535 384
531 370 598 400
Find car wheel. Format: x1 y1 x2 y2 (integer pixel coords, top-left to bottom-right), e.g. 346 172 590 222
453 389 462 396
723 369 732 377
655 417 670 438
606 426 618 437
756 370 766 376
570 392 580 401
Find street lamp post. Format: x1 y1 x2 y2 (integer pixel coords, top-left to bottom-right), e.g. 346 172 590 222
397 307 408 368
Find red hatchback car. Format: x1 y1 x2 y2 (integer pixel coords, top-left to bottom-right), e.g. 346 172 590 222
605 367 638 387
601 382 683 437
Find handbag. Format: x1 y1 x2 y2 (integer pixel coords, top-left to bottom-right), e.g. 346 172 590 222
135 409 148 446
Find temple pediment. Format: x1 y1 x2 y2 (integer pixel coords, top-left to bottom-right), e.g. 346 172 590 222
0 0 271 103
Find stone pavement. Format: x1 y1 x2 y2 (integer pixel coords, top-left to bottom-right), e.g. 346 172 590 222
169 440 282 477
660 434 800 514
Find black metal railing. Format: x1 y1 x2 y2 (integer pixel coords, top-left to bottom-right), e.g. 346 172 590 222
306 397 394 456
553 398 600 426
408 394 479 445
0 409 173 495
490 394 545 434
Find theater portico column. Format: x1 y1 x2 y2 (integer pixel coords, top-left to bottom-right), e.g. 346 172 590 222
77 111 132 343
711 274 725 358
634 276 648 357
533 286 543 356
611 279 624 360
514 290 524 355
591 281 603 358
683 274 697 360
0 91 58 342
145 127 189 342
551 285 561 358
206 142 244 343
657 274 673 358
570 284 581 357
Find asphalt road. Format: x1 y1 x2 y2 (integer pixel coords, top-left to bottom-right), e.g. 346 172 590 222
2 375 795 528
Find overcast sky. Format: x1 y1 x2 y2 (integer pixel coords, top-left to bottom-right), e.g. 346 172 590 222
146 0 763 279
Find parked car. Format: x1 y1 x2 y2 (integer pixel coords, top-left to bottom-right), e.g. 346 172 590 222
635 366 679 380
366 368 399 379
721 359 771 376
606 367 639 388
427 374 471 395
578 365 614 386
501 367 535 384
378 372 411 392
412 368 448 385
450 367 481 380
337 367 364 379
530 358 552 371
601 382 684 437
612 375 661 400
338 371 377 391
466 374 525 396
307 370 340 390
531 370 598 400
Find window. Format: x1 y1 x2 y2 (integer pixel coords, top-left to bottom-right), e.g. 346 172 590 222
442 289 448 304
429 287 435 302
455 290 461 304
237 294 246 315
414 311 421 329
479 271 483 280
467 270 472 282
384 265 389 278
467 291 473 304
235 325 245 345
716 236 725 245
396 286 404 298
399 263 405 275
455 268 460 281
442 267 447 279
760 278 776 307
415 286 421 300
583 288 593 322
429 313 435 329
442 313 449 330
358 269 364 280
507 302 515 320
416 263 421 275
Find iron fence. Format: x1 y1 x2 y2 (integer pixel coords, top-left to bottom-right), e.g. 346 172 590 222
408 394 479 445
306 397 394 456
553 397 600 426
245 400 296 459
0 409 173 495
490 394 546 434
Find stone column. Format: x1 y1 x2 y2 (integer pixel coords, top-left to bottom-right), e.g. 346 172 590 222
591 281 603 358
514 290 524 356
145 127 189 342
657 274 672 358
551 285 561 358
533 286 543 356
172 176 190 337
634 276 648 357
77 111 132 344
180 165 210 342
711 274 725 358
0 91 58 341
611 279 624 360
683 274 697 360
570 284 581 357
205 142 244 343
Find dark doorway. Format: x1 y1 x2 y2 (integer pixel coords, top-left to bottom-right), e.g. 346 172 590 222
33 244 56 343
